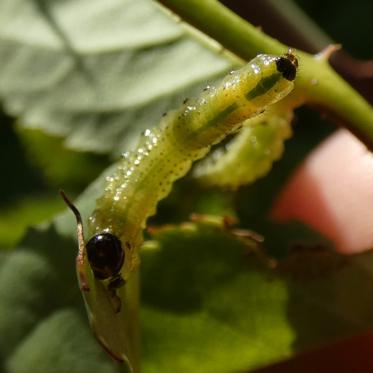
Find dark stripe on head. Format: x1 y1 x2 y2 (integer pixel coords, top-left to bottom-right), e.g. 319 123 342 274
246 73 281 100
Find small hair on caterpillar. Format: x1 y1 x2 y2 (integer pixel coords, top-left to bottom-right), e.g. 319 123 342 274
62 52 298 362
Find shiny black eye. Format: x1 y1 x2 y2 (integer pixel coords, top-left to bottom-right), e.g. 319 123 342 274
276 56 297 81
86 233 124 280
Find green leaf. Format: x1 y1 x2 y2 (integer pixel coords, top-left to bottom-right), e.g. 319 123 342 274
140 223 293 372
3 193 373 372
0 0 236 156
0 195 63 248
0 226 118 372
140 223 373 372
6 309 117 373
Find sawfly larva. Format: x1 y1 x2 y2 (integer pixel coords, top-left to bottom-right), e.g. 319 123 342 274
62 52 298 366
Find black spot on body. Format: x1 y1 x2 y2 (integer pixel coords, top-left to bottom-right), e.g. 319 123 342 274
276 56 297 81
86 233 124 280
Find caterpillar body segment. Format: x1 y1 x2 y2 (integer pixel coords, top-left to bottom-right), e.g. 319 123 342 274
88 53 298 280
63 52 298 365
193 106 294 189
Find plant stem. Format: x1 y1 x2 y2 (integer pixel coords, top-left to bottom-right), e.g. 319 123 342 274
158 0 284 58
157 0 373 150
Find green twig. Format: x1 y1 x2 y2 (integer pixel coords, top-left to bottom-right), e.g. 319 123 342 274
157 0 373 150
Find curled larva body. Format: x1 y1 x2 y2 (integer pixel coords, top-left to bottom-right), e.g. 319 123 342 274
61 52 298 364
88 53 298 280
193 105 293 188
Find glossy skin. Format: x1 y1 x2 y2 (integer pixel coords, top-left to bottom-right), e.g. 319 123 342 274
193 55 301 189
86 233 124 280
88 53 298 283
63 53 298 368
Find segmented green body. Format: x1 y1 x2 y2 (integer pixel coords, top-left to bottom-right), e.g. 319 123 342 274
88 54 297 280
193 106 293 188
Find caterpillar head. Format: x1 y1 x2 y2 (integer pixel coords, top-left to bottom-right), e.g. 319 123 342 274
276 52 298 81
60 190 125 312
86 232 125 280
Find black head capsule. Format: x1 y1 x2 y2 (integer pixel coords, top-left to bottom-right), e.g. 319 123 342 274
86 233 125 280
276 54 298 81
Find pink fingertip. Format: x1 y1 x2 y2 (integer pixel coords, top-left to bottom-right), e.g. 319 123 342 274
271 129 373 254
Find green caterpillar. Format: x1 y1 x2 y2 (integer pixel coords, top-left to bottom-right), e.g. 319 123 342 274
62 52 298 366
193 104 293 188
